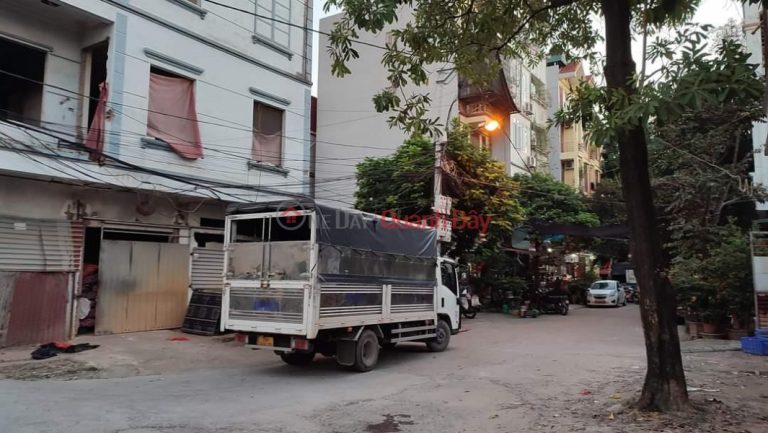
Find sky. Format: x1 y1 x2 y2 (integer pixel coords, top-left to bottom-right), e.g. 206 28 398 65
310 0 744 94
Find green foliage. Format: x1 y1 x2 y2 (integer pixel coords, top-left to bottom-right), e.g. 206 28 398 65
354 123 524 264
325 0 604 136
355 135 434 217
579 27 765 259
587 178 630 260
652 101 766 257
512 172 599 226
558 25 765 147
471 253 528 298
670 224 753 324
442 123 525 261
323 0 768 137
589 178 626 226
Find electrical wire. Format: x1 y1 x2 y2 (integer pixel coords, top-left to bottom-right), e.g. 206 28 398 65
1 118 400 206
0 68 411 152
0 109 411 172
205 0 406 54
2 119 441 209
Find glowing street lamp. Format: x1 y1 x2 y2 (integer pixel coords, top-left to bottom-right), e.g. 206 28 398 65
482 119 500 132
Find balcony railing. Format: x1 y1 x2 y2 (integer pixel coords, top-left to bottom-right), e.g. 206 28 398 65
458 70 517 115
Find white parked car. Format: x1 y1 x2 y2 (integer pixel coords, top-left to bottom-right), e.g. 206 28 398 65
586 280 626 307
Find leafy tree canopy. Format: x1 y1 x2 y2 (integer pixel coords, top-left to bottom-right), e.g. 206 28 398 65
323 0 724 136
558 25 765 146
355 124 524 263
512 172 599 226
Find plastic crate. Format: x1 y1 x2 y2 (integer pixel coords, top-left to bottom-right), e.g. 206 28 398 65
756 328 768 339
741 336 768 356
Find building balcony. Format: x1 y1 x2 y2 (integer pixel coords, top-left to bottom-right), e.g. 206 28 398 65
458 70 518 116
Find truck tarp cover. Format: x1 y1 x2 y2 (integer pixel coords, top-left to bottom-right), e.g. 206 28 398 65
228 200 438 286
228 200 437 257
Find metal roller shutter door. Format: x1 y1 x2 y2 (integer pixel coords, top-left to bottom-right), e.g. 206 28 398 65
0 217 83 272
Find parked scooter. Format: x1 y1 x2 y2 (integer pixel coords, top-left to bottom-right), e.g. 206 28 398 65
534 287 570 315
623 284 638 303
460 288 481 319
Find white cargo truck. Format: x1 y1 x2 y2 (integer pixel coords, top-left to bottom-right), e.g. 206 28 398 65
221 200 461 371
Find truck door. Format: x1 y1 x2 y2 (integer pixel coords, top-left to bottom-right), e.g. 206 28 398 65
438 261 461 330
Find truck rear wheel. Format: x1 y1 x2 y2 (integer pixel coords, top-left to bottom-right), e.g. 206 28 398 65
280 351 315 366
426 320 451 352
352 329 379 372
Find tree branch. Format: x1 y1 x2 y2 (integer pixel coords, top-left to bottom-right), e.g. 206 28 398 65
491 0 585 51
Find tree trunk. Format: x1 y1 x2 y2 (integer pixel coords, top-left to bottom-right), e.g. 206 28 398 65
601 0 689 411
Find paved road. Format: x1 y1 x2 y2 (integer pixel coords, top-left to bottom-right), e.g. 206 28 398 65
0 305 645 433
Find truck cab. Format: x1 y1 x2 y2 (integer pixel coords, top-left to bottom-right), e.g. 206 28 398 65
437 258 461 333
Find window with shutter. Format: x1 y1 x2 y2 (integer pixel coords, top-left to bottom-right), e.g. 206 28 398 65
146 67 203 159
252 101 284 166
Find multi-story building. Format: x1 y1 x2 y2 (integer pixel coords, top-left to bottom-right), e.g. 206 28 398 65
744 4 768 216
546 57 602 194
0 0 312 345
314 11 546 208
506 58 550 174
742 2 768 329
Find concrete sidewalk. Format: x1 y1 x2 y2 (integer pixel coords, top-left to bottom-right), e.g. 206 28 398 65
0 330 250 380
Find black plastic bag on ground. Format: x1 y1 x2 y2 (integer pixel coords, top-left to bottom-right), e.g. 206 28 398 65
30 343 99 360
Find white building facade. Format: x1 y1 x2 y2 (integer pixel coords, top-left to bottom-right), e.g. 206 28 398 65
505 58 550 174
744 4 768 213
314 13 459 208
0 0 312 345
315 11 547 208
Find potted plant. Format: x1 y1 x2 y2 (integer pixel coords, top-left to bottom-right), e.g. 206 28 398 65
675 284 703 339
685 308 702 339
700 306 728 335
672 225 753 340
712 227 754 339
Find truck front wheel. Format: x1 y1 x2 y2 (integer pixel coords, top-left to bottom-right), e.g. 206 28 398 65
352 329 380 372
280 351 315 366
426 320 451 352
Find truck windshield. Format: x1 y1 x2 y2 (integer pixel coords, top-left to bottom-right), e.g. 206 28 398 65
227 215 311 281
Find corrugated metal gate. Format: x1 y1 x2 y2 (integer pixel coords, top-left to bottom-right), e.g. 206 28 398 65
0 217 83 346
96 240 189 334
190 247 224 292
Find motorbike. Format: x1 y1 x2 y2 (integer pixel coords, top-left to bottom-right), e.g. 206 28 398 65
624 285 638 303
459 288 481 319
534 288 569 315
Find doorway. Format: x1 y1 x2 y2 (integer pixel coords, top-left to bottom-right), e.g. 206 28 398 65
80 40 108 135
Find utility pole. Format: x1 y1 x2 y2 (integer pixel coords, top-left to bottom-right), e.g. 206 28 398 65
434 140 444 256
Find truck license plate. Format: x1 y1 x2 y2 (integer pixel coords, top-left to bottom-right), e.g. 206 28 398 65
256 336 273 346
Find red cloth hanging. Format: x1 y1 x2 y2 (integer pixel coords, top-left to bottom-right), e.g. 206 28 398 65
147 72 203 159
84 82 108 161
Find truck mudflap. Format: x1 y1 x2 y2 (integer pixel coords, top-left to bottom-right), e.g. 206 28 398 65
332 326 367 366
336 340 356 366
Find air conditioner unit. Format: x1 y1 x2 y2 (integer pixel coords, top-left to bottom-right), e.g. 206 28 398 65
523 101 533 115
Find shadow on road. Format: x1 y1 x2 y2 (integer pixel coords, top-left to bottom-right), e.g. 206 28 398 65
252 342 445 377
